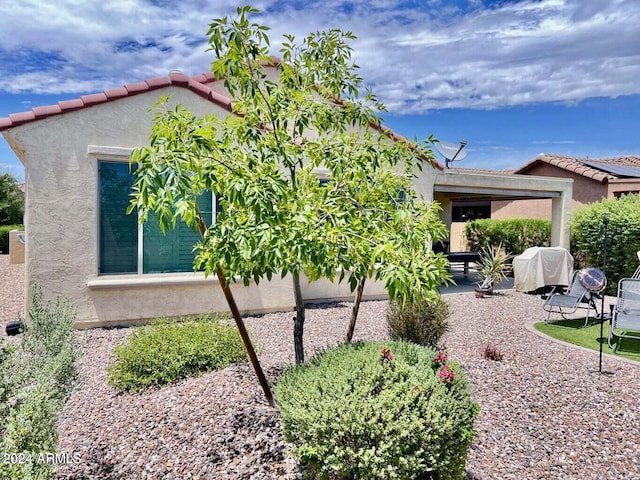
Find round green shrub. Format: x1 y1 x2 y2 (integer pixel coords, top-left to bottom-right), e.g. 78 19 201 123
108 314 247 392
275 340 479 480
386 296 449 348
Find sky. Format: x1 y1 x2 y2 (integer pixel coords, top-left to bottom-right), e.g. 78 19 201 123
1 0 640 180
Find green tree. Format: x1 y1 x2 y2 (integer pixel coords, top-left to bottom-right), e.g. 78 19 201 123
129 6 449 401
0 172 24 225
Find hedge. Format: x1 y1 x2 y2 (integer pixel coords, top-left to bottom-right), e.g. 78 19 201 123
464 218 551 255
571 194 640 294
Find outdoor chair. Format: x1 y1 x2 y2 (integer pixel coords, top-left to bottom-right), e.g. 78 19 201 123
543 268 606 326
632 251 640 279
608 278 640 348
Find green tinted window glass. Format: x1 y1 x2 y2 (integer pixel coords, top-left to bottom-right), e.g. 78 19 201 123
142 192 213 273
99 162 137 274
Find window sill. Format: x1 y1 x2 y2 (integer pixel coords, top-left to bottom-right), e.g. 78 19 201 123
87 272 218 290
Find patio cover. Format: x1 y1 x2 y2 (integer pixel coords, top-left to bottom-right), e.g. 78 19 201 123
513 247 574 292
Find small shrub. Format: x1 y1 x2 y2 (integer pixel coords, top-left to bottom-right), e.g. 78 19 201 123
0 286 81 480
387 296 449 348
108 314 247 392
276 341 479 480
482 344 504 361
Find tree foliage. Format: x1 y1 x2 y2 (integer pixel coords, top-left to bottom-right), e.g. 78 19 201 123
129 5 449 363
0 172 24 226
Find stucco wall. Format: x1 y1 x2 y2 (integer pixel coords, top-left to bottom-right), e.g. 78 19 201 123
535 163 607 207
8 230 25 264
5 85 439 327
492 198 551 220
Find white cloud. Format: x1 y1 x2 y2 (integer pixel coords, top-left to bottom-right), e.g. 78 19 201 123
1 0 639 112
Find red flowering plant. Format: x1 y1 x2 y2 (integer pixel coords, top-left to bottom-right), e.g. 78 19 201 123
432 350 456 384
380 346 394 362
437 364 456 383
432 351 448 365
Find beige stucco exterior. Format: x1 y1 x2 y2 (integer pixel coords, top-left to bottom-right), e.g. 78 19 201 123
2 75 573 327
8 230 25 264
2 84 438 327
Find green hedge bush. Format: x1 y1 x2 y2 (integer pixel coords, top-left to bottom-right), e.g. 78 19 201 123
0 286 81 480
108 314 247 392
464 218 551 255
387 296 449 349
276 340 479 480
571 194 640 294
0 224 23 254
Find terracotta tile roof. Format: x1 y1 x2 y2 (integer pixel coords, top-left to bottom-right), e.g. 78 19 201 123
0 58 444 170
515 153 640 182
448 166 514 175
0 71 233 131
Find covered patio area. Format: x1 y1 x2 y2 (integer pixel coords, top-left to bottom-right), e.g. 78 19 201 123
432 168 573 251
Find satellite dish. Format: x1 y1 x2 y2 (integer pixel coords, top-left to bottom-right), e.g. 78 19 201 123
434 139 467 168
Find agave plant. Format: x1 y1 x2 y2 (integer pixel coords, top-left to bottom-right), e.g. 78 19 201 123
476 242 511 293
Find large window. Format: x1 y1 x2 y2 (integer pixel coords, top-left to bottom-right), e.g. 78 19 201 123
99 161 213 274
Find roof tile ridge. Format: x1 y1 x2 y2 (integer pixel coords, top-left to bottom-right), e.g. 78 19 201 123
0 70 237 131
372 123 444 171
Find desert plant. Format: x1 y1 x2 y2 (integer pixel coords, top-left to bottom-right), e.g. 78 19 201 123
482 344 504 361
275 340 479 480
386 295 449 348
108 314 247 392
477 242 512 292
0 286 81 480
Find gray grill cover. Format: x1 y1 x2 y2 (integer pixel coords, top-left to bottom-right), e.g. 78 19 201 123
513 247 574 292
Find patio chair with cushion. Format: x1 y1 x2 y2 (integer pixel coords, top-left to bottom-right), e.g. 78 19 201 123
543 268 606 326
608 277 640 348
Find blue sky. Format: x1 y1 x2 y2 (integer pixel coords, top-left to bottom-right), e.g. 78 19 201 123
1 0 640 180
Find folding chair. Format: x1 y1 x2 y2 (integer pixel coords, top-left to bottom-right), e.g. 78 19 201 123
608 278 640 348
633 251 640 279
543 268 606 326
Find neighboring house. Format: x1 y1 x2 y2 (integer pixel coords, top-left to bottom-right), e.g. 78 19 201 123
0 67 573 327
492 154 640 220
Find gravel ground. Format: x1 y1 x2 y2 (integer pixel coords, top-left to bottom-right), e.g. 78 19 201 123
2 255 639 479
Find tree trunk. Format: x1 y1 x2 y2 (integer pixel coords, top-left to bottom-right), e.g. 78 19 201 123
198 218 276 408
346 278 366 343
292 271 306 363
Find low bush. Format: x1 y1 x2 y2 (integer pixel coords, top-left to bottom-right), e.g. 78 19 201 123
464 218 551 255
276 341 479 480
386 295 449 348
108 314 247 392
0 286 81 480
0 224 23 254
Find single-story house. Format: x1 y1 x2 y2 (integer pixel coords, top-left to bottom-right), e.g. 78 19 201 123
492 154 640 220
0 66 573 327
